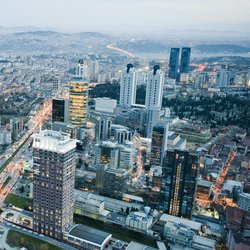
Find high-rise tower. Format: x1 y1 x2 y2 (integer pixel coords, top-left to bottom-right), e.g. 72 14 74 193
52 98 69 123
145 65 164 138
52 72 61 92
76 59 89 80
32 130 77 239
119 64 137 107
168 48 180 80
159 149 199 218
145 65 164 109
69 77 88 127
180 47 191 74
150 122 169 166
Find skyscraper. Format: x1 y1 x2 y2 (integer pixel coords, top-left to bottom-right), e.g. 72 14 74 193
76 59 89 80
69 77 88 127
145 65 164 138
145 65 164 109
32 130 77 239
119 64 137 107
180 47 191 74
168 48 180 80
150 122 169 166
52 72 61 92
159 149 199 218
52 98 69 123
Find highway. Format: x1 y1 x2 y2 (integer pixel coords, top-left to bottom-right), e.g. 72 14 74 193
0 98 52 206
106 43 134 57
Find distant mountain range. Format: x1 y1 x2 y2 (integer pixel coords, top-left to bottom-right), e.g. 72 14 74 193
0 29 112 53
0 26 249 55
116 40 250 54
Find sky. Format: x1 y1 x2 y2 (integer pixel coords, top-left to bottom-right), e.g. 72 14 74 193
1 0 250 34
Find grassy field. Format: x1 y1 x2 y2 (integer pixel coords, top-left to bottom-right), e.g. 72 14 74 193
4 193 32 210
6 230 63 250
74 214 157 247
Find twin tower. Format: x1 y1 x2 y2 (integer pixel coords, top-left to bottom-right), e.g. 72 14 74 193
119 64 164 110
119 64 165 138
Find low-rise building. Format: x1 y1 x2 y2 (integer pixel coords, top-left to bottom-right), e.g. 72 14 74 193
63 224 112 250
75 190 142 214
157 214 202 235
126 211 153 232
196 180 213 199
95 97 117 113
74 192 109 221
164 221 216 250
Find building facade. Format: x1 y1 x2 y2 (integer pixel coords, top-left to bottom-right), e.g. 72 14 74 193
216 69 232 88
52 98 69 123
145 65 164 109
180 47 191 74
238 193 250 211
52 72 61 92
119 64 137 107
69 77 89 127
150 122 169 166
76 59 89 80
94 141 119 169
32 130 77 239
159 149 199 218
168 48 180 80
98 119 111 141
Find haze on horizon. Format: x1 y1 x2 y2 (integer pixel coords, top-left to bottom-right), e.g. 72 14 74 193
1 0 250 34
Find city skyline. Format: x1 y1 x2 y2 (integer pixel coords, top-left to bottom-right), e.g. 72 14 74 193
0 0 250 34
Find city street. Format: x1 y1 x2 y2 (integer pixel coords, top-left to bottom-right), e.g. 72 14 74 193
0 99 52 205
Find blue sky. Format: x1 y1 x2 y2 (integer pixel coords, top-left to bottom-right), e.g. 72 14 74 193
1 0 249 33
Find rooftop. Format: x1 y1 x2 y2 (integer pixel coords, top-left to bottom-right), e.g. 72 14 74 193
65 224 111 246
159 214 202 231
125 241 158 250
239 192 250 199
168 132 179 140
32 130 78 153
197 180 213 188
123 193 144 202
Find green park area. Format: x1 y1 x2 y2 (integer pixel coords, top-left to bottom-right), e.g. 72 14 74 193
6 230 63 250
4 193 32 210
